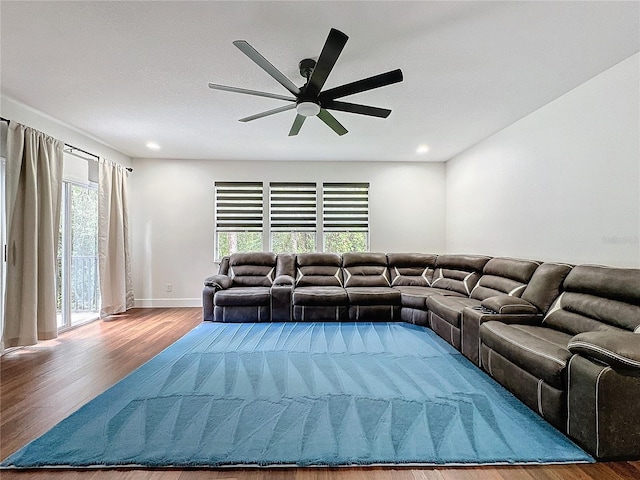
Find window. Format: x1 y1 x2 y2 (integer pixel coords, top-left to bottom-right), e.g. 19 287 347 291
215 182 263 259
214 181 370 258
323 183 369 253
57 181 100 329
269 182 317 253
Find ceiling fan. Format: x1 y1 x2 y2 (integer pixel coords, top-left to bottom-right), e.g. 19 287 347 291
208 28 403 136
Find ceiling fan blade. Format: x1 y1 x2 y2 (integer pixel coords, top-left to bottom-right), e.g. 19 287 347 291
317 109 348 136
208 83 296 102
233 40 301 96
239 104 296 122
304 28 349 98
319 69 403 101
322 100 391 118
288 114 306 136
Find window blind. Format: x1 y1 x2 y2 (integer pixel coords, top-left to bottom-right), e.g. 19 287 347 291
269 182 317 232
322 183 369 232
214 182 263 232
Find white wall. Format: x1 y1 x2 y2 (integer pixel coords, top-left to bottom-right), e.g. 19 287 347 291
129 159 446 306
446 53 640 268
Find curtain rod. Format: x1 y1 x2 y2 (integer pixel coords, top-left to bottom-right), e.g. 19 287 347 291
0 117 133 173
64 144 133 172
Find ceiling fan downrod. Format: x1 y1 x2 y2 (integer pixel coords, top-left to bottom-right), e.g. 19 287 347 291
297 58 320 116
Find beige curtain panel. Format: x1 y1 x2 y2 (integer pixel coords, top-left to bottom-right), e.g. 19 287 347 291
3 123 63 348
98 158 133 316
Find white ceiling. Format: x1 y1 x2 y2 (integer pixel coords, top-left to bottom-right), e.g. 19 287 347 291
1 1 638 162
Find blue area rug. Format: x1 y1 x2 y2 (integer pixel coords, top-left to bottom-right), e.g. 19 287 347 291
1 322 593 468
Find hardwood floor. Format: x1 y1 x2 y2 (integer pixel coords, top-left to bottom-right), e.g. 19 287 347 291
1 308 638 480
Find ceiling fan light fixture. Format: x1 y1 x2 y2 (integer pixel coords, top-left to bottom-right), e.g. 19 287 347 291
297 101 321 117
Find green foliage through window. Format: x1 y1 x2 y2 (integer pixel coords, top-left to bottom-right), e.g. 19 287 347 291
217 232 263 258
56 183 100 320
324 232 369 254
271 231 316 254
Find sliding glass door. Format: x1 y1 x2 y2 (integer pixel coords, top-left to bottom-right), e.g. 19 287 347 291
0 157 5 338
57 181 100 329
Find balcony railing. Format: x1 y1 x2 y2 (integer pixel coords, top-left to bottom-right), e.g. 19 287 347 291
57 255 100 312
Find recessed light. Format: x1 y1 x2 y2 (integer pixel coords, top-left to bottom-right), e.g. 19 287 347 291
146 142 161 150
416 144 429 154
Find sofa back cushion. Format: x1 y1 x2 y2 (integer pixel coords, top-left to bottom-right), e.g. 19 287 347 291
431 254 491 296
296 253 343 287
387 253 437 287
275 253 296 278
543 265 640 335
229 252 277 287
470 257 540 301
521 262 573 313
342 252 390 287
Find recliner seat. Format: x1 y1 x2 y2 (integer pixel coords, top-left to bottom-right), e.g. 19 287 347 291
423 254 491 344
292 253 348 322
428 257 540 350
208 252 278 322
387 252 437 326
343 252 400 321
460 262 573 366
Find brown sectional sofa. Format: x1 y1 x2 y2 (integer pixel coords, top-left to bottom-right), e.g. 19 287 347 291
202 251 640 460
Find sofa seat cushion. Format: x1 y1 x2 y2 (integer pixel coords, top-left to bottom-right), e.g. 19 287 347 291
480 322 573 390
392 286 432 309
427 296 481 328
214 287 271 307
418 287 468 298
292 286 349 306
393 286 466 308
346 287 401 306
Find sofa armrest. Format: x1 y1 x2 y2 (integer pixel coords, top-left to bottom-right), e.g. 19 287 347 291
202 286 216 321
567 354 640 459
271 277 294 321
481 295 539 315
273 274 295 287
568 331 640 373
204 274 232 290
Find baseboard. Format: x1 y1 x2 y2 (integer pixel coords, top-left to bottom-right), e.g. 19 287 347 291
134 298 202 308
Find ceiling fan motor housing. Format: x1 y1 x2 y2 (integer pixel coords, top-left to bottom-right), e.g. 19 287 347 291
299 58 317 79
